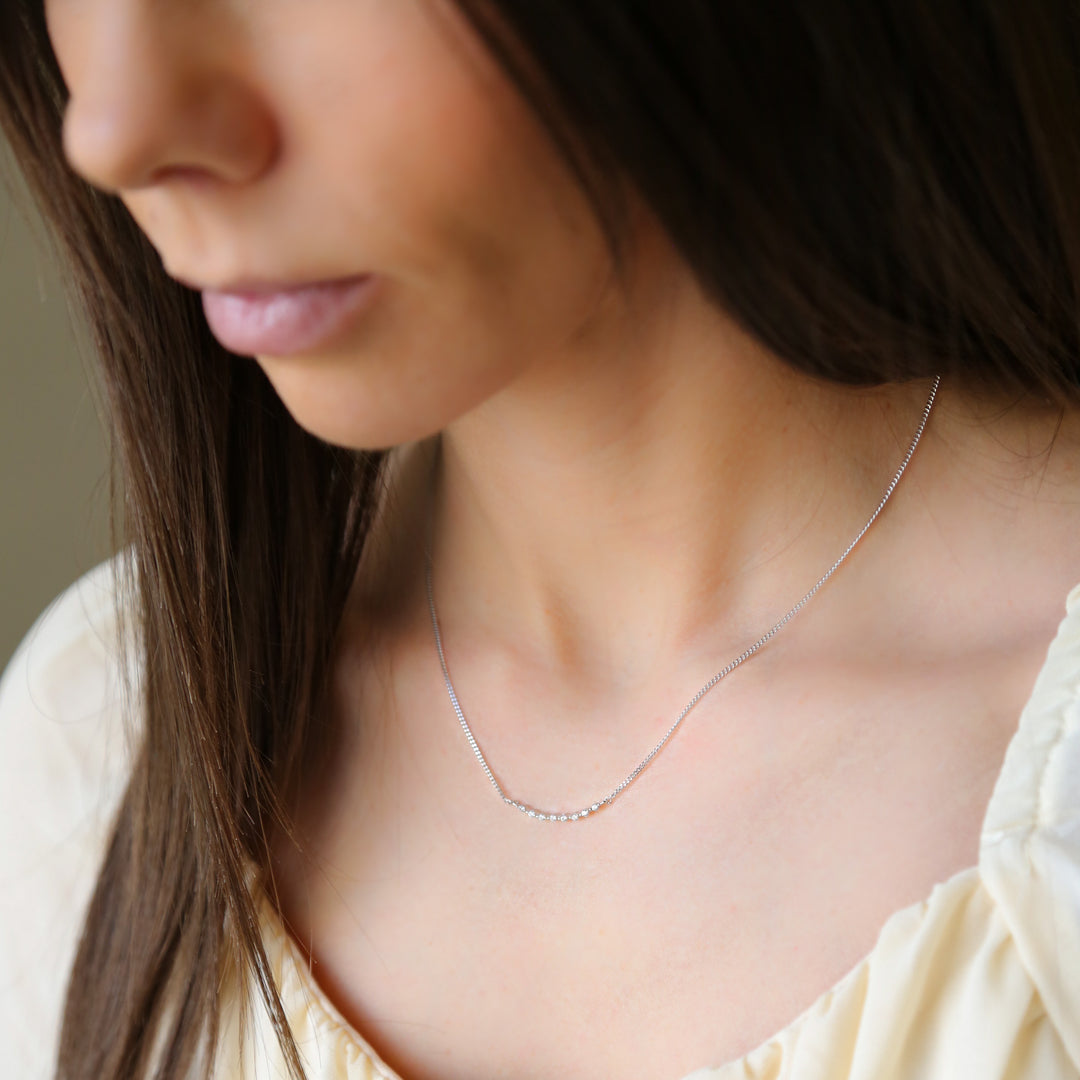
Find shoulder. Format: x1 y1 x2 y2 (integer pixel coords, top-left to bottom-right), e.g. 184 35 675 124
0 552 137 1080
0 552 137 821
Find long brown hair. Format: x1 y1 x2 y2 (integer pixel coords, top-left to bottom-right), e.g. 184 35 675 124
2 2 1079 1078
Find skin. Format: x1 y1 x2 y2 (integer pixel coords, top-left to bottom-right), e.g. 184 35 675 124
45 1 1080 1077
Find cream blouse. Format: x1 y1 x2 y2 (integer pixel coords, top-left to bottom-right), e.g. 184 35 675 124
2 554 1079 1080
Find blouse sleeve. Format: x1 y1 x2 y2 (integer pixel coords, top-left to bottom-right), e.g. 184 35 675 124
978 582 1080 1072
0 555 135 1080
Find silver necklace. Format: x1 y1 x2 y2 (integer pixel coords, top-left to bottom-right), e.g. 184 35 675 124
425 375 941 822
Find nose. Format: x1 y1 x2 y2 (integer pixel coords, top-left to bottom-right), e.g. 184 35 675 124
58 4 278 193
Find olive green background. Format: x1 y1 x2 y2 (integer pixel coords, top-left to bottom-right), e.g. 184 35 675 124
0 142 112 672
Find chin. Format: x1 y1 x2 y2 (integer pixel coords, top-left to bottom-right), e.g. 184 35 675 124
279 398 420 452
258 368 438 452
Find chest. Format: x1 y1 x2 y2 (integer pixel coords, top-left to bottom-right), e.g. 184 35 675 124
271 654 1023 1080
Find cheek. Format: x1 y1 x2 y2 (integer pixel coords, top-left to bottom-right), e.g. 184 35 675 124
257 9 614 449
304 5 601 305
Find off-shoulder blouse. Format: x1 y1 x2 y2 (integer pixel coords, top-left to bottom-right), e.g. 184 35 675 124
2 556 1078 1079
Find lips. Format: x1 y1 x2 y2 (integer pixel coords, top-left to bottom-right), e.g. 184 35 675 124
200 275 378 356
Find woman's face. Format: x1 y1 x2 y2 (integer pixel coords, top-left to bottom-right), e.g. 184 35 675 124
44 0 622 449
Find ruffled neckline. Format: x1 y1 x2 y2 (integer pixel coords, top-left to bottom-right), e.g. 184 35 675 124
248 583 1080 1079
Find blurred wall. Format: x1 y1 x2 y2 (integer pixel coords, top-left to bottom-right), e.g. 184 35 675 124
0 143 112 671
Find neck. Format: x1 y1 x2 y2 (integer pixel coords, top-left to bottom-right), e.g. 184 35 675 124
424 265 938 691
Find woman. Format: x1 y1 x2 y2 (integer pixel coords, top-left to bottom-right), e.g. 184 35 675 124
1 1 1078 1078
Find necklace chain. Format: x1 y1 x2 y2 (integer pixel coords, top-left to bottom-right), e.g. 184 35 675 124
425 375 941 822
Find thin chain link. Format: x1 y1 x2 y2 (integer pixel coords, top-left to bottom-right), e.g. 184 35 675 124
425 375 941 822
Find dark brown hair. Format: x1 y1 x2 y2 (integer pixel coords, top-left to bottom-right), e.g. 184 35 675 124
1 1 1078 1078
